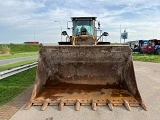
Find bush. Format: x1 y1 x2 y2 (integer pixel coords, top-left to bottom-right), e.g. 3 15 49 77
0 45 10 54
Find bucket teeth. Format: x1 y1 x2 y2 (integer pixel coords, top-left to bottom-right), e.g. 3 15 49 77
59 99 64 111
75 99 80 111
107 99 114 111
25 101 32 110
41 99 49 111
140 101 147 111
92 100 97 111
123 99 131 111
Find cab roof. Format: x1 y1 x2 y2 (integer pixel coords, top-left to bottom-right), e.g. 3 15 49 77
71 17 97 21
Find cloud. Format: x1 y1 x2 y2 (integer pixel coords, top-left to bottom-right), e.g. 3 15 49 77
0 0 160 43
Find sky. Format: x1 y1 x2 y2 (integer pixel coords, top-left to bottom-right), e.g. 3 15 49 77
0 0 160 44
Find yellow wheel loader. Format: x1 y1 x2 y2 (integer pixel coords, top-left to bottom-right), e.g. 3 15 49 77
25 17 147 111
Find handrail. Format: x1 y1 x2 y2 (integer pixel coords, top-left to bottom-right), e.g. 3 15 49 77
0 62 38 80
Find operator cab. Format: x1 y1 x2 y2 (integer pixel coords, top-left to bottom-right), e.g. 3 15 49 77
71 17 96 36
59 17 109 45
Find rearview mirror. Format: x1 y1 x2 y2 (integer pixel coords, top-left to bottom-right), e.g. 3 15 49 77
102 32 109 36
61 31 68 36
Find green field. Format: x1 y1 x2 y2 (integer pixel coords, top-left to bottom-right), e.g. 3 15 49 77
0 44 41 53
0 52 38 60
132 53 160 63
0 67 36 106
0 44 38 71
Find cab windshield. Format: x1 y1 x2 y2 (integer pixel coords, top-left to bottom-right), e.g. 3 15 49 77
73 20 94 35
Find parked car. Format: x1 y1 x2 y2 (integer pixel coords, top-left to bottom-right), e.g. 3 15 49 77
145 39 160 54
132 40 148 53
155 45 160 54
138 40 149 53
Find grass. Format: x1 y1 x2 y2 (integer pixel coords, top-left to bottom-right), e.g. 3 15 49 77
0 67 36 106
0 44 41 53
132 53 160 63
0 52 38 60
0 59 38 71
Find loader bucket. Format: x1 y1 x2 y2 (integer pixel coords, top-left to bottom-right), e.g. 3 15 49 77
25 45 147 111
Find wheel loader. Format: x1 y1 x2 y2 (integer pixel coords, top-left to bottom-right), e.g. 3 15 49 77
25 17 147 111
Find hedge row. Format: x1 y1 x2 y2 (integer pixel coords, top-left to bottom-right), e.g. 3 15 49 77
0 44 41 53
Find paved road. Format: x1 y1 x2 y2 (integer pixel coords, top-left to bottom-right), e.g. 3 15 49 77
9 61 160 120
0 55 38 66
